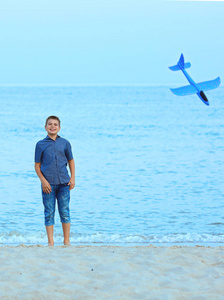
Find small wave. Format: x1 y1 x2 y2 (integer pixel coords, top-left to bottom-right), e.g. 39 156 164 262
0 231 224 246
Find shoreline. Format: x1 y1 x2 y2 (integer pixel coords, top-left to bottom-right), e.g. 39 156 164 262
0 245 223 299
1 242 224 247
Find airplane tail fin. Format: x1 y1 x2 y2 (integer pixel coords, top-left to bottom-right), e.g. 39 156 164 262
169 53 191 71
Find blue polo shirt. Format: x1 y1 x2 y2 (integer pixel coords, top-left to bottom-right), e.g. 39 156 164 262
35 135 73 185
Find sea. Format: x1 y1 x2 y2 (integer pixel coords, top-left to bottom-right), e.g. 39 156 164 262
0 85 224 246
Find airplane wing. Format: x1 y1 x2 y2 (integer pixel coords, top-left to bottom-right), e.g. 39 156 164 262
197 77 221 92
170 84 197 96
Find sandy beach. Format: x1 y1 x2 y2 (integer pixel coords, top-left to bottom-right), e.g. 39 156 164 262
0 245 223 299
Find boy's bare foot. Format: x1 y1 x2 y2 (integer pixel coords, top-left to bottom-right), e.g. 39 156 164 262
64 241 71 246
48 242 54 247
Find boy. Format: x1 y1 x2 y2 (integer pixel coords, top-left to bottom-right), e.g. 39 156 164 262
35 116 75 246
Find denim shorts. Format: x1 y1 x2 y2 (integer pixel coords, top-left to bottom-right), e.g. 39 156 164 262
42 184 71 226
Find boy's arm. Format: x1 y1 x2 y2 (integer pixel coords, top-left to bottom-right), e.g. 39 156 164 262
34 162 52 194
68 159 75 191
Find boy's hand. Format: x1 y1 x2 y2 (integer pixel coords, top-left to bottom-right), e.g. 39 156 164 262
68 177 75 190
41 179 52 194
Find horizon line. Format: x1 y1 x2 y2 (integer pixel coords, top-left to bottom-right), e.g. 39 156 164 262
0 83 197 87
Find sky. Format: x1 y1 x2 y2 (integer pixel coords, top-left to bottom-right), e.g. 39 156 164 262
0 0 223 85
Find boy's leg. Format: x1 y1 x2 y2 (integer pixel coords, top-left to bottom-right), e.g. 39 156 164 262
62 222 71 245
42 185 56 246
57 184 71 245
46 225 54 246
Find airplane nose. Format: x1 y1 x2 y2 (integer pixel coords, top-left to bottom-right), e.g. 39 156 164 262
200 91 209 103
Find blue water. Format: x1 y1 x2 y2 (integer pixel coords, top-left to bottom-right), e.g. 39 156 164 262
0 85 224 245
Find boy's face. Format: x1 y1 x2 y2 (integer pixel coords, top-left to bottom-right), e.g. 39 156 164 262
45 119 61 136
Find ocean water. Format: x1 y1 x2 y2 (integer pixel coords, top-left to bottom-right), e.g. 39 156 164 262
0 85 224 246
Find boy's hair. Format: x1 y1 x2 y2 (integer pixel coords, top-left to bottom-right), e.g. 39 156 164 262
45 116 61 126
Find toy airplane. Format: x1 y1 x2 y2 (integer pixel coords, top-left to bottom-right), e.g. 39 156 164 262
169 54 221 106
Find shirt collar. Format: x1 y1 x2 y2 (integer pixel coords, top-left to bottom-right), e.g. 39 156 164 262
45 135 61 141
